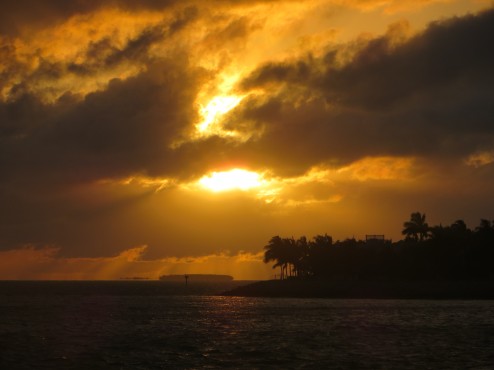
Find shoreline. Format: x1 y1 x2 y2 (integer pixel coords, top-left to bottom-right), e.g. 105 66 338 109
221 279 494 299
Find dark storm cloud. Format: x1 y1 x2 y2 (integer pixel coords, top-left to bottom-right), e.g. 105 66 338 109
0 0 178 36
236 8 494 174
79 23 167 72
0 57 204 191
0 0 284 36
319 11 494 110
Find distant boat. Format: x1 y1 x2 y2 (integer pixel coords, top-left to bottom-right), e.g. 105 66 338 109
159 274 233 282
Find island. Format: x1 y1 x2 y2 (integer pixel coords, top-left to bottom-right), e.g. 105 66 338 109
159 274 234 282
223 212 494 299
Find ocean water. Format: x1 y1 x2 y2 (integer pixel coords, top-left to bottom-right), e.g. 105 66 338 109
1 281 494 369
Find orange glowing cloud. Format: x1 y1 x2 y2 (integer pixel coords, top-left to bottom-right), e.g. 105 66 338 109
465 151 494 168
338 156 416 181
0 245 271 280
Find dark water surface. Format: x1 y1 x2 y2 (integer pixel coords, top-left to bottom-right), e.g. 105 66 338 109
1 281 494 369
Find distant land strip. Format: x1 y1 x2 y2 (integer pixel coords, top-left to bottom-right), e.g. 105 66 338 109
160 274 234 282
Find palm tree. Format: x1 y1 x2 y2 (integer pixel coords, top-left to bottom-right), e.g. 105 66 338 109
295 236 309 277
264 236 306 279
307 234 333 277
402 212 429 242
263 236 285 279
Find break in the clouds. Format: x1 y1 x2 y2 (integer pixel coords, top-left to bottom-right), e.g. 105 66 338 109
0 0 493 279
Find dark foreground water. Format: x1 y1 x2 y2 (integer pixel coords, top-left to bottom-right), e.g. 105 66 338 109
1 281 494 369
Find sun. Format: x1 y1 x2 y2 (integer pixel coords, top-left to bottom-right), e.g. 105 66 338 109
197 95 244 133
199 169 263 192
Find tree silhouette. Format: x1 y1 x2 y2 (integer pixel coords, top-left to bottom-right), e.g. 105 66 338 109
305 234 333 277
295 236 310 277
451 219 468 234
476 219 492 234
285 237 301 278
402 212 429 241
262 213 494 282
263 236 286 279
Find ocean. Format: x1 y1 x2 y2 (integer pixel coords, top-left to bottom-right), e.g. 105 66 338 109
1 281 494 369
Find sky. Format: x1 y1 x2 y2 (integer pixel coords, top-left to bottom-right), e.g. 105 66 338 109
1 0 493 280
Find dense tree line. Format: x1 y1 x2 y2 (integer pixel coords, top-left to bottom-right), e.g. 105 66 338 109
264 213 494 281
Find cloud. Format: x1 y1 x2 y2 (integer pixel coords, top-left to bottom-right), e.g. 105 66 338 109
341 0 457 14
0 0 308 38
338 157 416 181
7 3 490 181
0 1 493 266
0 57 205 191
465 151 494 168
0 1 181 36
0 6 202 102
235 8 494 174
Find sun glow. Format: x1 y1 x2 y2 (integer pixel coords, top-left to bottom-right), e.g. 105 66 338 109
197 95 244 133
199 169 263 192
